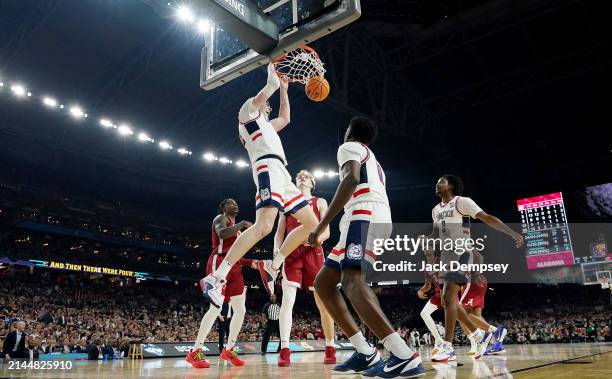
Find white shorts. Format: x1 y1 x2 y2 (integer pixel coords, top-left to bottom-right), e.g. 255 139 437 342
325 201 392 271
252 157 308 215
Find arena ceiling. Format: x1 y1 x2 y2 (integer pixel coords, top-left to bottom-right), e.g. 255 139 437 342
0 0 610 224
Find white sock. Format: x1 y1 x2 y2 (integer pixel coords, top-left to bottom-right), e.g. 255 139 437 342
382 332 413 359
226 293 247 350
488 325 497 333
194 305 221 349
279 283 297 349
349 332 375 355
325 339 335 347
272 253 285 270
213 260 233 280
468 335 477 351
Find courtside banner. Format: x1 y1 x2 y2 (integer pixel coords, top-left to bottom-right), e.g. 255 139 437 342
141 340 354 358
355 223 612 285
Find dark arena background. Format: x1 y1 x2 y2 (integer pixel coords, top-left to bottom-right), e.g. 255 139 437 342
0 0 611 378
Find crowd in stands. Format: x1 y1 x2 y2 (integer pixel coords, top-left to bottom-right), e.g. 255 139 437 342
1 267 610 360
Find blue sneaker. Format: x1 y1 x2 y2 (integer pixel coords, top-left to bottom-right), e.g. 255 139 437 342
331 350 381 375
361 352 425 378
487 341 506 355
493 326 507 343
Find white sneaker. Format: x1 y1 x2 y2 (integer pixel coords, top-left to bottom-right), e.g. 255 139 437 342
431 342 443 355
258 260 279 295
431 342 456 363
200 274 225 308
474 331 493 359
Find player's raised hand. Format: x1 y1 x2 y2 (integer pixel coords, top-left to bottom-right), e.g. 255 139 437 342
512 232 525 248
266 63 280 90
279 76 289 91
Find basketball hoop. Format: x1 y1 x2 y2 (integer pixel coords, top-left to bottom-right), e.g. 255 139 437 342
272 45 326 84
596 270 611 290
599 277 610 289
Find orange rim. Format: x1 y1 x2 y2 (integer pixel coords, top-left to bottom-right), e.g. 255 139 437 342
272 45 322 83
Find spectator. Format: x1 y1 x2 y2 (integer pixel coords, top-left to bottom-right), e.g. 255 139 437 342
1 320 29 360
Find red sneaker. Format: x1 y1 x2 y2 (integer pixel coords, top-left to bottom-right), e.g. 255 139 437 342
185 348 210 369
278 347 291 367
324 346 336 364
220 347 245 367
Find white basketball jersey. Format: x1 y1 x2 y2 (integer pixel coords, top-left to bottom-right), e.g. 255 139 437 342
238 98 287 165
337 142 389 209
431 196 483 240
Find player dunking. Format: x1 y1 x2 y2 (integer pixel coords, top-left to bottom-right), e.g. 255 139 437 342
308 117 425 378
202 64 319 308
186 199 259 368
430 175 524 362
274 170 336 366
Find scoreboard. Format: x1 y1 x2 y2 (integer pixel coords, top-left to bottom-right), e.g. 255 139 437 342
517 192 575 269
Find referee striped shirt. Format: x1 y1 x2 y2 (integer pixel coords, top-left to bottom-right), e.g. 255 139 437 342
263 302 280 321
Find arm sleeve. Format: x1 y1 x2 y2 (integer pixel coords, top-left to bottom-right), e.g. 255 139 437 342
238 98 260 124
456 197 483 218
337 142 366 169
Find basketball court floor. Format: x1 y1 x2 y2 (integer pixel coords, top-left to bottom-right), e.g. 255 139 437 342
2 343 610 378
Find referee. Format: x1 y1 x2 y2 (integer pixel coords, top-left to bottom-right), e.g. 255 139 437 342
261 294 281 354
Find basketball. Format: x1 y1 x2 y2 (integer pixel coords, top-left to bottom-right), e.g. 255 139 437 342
305 76 330 102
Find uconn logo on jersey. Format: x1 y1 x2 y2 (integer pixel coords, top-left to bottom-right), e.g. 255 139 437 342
436 209 455 221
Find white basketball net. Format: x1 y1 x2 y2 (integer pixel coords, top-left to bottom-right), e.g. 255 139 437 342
273 46 326 84
599 277 610 289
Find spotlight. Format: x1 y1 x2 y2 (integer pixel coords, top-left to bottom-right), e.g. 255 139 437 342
117 125 133 136
177 6 194 22
235 160 249 168
159 141 172 150
137 132 150 142
100 119 113 128
42 97 57 108
197 19 210 34
69 106 84 118
326 170 337 177
10 84 26 97
203 152 215 161
219 157 231 164
27 92 32 97
313 170 324 179
178 147 192 155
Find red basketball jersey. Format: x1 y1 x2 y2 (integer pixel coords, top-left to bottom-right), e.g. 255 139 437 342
286 196 321 233
211 216 238 255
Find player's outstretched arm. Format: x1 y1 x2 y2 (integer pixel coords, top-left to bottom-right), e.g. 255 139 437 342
273 213 286 251
270 78 290 132
251 63 280 110
308 161 360 246
475 211 524 248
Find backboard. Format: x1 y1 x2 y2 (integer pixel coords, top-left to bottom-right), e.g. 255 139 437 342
581 260 612 285
198 0 361 90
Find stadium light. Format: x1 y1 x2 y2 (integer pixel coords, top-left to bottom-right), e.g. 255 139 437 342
326 170 337 177
117 124 133 136
10 84 26 97
99 119 113 128
137 132 151 142
177 147 192 155
235 160 249 168
177 6 194 22
203 152 215 161
197 19 210 34
313 169 325 179
159 140 172 150
42 97 57 108
69 106 84 118
219 157 231 164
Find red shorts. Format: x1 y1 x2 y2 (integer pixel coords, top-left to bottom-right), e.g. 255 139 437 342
206 254 245 302
282 245 324 290
430 292 442 308
460 281 487 309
